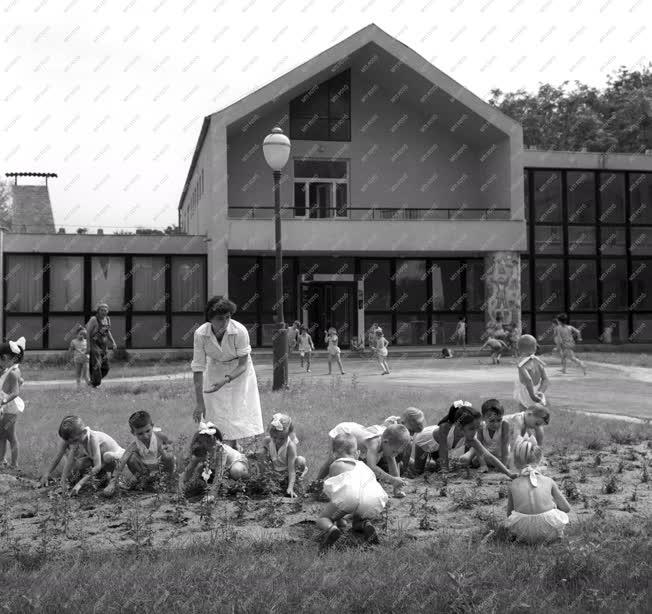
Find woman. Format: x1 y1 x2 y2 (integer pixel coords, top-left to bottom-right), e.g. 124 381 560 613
191 296 264 447
86 303 117 387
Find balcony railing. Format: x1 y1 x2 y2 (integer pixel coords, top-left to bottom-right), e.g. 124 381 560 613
228 206 511 221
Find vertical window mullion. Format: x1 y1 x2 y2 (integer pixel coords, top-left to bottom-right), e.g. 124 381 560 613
390 259 397 342
84 255 92 325
561 171 570 318
625 172 634 339
165 255 172 347
595 171 603 336
43 254 50 349
125 256 133 350
426 258 433 346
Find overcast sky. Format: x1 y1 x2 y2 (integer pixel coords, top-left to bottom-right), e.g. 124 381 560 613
2 0 649 232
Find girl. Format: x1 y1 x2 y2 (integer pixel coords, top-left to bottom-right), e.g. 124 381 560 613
454 316 466 350
473 399 511 472
297 325 315 372
374 328 390 375
503 403 550 451
258 413 307 498
514 334 549 409
556 313 587 375
0 337 26 469
69 325 90 387
179 422 249 501
86 303 118 387
382 407 425 436
433 401 516 479
317 433 388 550
505 435 570 544
325 327 345 375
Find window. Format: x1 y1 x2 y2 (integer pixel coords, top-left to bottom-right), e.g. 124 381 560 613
631 259 652 310
171 257 205 311
534 226 563 254
360 260 391 310
520 259 531 311
632 317 652 341
228 257 260 313
599 227 627 255
394 260 428 312
629 173 652 223
533 171 562 223
48 316 82 349
566 171 595 223
535 259 564 311
4 255 44 312
171 315 203 348
293 160 348 218
92 257 125 310
290 69 351 141
4 316 44 349
395 315 428 345
262 258 295 316
630 227 652 255
431 261 463 311
465 260 485 311
567 226 596 255
568 260 597 311
600 259 628 310
131 257 167 311
599 172 625 223
50 256 83 311
129 315 168 348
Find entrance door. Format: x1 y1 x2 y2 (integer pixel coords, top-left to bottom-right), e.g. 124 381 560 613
305 282 356 348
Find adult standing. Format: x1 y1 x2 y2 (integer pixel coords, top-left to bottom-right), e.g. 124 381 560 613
86 303 117 387
191 296 263 447
287 320 300 357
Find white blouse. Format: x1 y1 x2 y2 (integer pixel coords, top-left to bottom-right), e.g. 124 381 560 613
191 320 252 372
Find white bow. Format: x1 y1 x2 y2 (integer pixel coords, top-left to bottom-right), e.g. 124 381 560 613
198 421 217 436
9 337 26 354
271 413 285 431
453 400 472 409
520 465 542 487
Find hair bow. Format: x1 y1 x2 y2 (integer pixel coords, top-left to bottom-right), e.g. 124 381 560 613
9 337 26 354
198 421 217 436
453 400 472 408
520 465 542 487
271 413 285 431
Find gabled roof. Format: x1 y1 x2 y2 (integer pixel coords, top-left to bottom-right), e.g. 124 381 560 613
6 185 55 233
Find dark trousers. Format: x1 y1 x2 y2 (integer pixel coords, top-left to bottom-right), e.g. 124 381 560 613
89 344 109 387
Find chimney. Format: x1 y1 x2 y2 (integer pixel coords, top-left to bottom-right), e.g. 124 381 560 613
97 229 104 235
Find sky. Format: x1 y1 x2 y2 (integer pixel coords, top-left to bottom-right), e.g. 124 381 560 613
2 0 649 232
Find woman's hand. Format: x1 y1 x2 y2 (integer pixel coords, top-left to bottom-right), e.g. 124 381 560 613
203 380 224 394
193 404 205 423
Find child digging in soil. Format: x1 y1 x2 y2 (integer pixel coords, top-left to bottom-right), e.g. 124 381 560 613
0 337 26 469
514 334 549 410
179 422 249 502
503 403 550 452
505 434 570 544
317 433 388 550
471 399 511 472
39 416 125 496
257 413 307 498
102 410 176 497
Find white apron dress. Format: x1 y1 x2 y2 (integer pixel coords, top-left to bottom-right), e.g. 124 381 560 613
514 355 547 409
0 365 25 415
191 320 263 441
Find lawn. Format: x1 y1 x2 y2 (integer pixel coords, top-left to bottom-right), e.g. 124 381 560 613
1 371 651 612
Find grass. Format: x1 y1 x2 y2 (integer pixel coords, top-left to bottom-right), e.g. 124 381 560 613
576 352 652 368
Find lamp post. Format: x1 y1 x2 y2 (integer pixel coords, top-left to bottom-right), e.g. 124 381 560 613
263 127 291 391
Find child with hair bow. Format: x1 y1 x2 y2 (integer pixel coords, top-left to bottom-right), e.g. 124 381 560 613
0 337 26 469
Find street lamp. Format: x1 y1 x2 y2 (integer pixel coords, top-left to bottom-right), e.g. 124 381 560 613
263 127 291 391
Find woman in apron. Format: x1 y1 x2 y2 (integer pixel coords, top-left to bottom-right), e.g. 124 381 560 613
191 296 264 447
86 303 118 388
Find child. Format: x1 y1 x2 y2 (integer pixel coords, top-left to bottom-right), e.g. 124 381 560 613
508 323 520 358
102 410 176 497
454 316 466 350
441 347 453 359
382 407 425 435
472 399 511 472
318 422 409 498
39 416 125 495
434 401 516 479
68 325 90 387
481 336 509 364
601 322 615 344
325 327 345 375
179 422 249 501
556 313 587 375
0 337 26 469
297 325 315 372
373 328 390 375
514 334 549 409
551 317 562 354
503 403 550 451
258 413 307 498
317 433 389 549
505 435 570 544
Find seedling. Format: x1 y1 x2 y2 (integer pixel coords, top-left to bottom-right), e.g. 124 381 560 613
641 464 649 484
587 439 604 451
594 454 602 467
578 468 588 483
558 457 570 474
561 477 581 501
602 472 620 495
616 460 625 474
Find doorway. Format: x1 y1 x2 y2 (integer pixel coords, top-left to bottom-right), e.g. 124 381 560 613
304 282 356 348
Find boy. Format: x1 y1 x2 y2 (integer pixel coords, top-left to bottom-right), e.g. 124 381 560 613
472 399 511 472
514 335 550 410
556 313 587 375
102 410 176 497
481 336 509 364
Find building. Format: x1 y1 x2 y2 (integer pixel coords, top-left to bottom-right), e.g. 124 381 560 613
178 23 652 348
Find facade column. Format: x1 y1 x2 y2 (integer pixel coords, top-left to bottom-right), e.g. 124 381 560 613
484 251 522 335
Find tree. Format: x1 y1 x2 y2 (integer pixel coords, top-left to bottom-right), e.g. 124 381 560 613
0 180 13 230
76 228 88 234
135 228 165 235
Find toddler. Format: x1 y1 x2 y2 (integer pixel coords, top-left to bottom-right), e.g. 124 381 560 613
373 328 390 375
0 337 26 469
473 399 511 472
556 313 587 375
258 413 307 498
326 327 345 375
505 435 570 544
317 433 388 550
297 325 315 372
481 336 509 364
39 416 125 495
454 316 466 349
102 410 176 497
514 334 549 409
69 325 90 387
179 422 249 501
503 403 550 452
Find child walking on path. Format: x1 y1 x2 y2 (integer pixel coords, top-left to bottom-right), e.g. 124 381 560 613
297 326 315 372
556 313 587 375
0 338 26 469
69 326 90 387
373 328 390 375
325 327 345 375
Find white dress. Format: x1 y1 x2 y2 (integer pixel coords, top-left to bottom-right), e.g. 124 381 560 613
191 320 263 440
0 365 25 415
412 425 466 457
513 355 547 409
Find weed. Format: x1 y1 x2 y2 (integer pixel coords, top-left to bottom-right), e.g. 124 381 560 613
558 457 570 473
575 451 584 462
594 454 602 467
641 464 649 484
578 468 588 483
610 444 618 454
587 439 604 451
417 488 437 531
602 472 620 495
561 477 581 501
610 430 640 445
625 449 638 462
616 460 625 474
258 498 285 528
451 487 492 511
497 485 509 500
631 488 638 502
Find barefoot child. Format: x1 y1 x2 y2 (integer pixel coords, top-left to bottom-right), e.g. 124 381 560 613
454 316 466 350
297 325 315 372
505 435 570 544
472 399 511 472
0 337 26 469
317 433 389 549
258 413 307 498
179 422 249 501
68 325 90 387
373 328 390 375
503 403 550 451
326 327 345 375
514 334 549 409
39 416 125 495
318 422 409 498
556 313 587 375
102 410 176 496
481 336 509 364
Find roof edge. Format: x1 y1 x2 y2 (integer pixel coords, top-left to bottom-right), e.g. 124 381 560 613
178 116 211 210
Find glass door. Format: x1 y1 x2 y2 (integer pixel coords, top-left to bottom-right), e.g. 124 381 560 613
306 283 356 348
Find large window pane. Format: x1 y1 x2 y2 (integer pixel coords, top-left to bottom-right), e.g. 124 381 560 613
533 171 562 223
171 257 205 312
431 261 463 311
631 259 652 310
294 183 307 216
631 317 652 342
5 316 44 349
104 315 126 347
566 171 595 223
567 226 596 255
630 227 652 255
129 315 168 348
430 314 460 345
5 255 43 312
171 315 203 348
361 260 391 310
535 260 564 311
466 314 488 344
92 257 124 310
601 314 628 343
131 257 166 311
395 315 428 345
534 226 563 254
465 260 485 311
50 256 83 311
48 316 84 350
600 259 628 310
299 256 354 276
629 173 652 223
262 258 296 315
394 260 427 311
599 172 625 223
521 259 531 311
294 160 347 179
569 316 599 342
599 227 627 255
228 257 260 314
234 316 260 348
568 260 597 311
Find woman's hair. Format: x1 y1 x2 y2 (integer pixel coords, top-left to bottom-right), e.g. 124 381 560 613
481 399 504 417
525 403 551 425
401 407 425 432
58 415 85 440
0 342 24 364
332 433 357 457
382 424 411 448
268 413 294 434
513 435 543 469
204 296 237 321
128 410 152 431
190 429 223 458
438 403 481 427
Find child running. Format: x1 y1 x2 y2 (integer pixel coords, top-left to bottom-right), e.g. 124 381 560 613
373 328 390 375
514 334 549 409
0 337 26 469
39 416 125 495
325 327 345 375
179 422 249 501
68 325 90 387
481 336 509 364
102 410 176 497
297 325 315 372
505 435 570 543
472 399 511 472
258 413 307 498
556 313 587 375
317 433 388 550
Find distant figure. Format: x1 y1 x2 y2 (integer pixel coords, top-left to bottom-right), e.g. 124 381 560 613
86 303 118 387
556 313 587 375
287 320 301 354
297 325 315 372
481 337 509 364
69 325 90 387
514 335 549 409
325 327 345 375
454 316 467 350
373 328 390 375
367 323 380 348
601 322 615 344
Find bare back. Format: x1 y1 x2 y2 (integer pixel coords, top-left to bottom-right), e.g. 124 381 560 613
519 358 544 387
509 474 556 515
